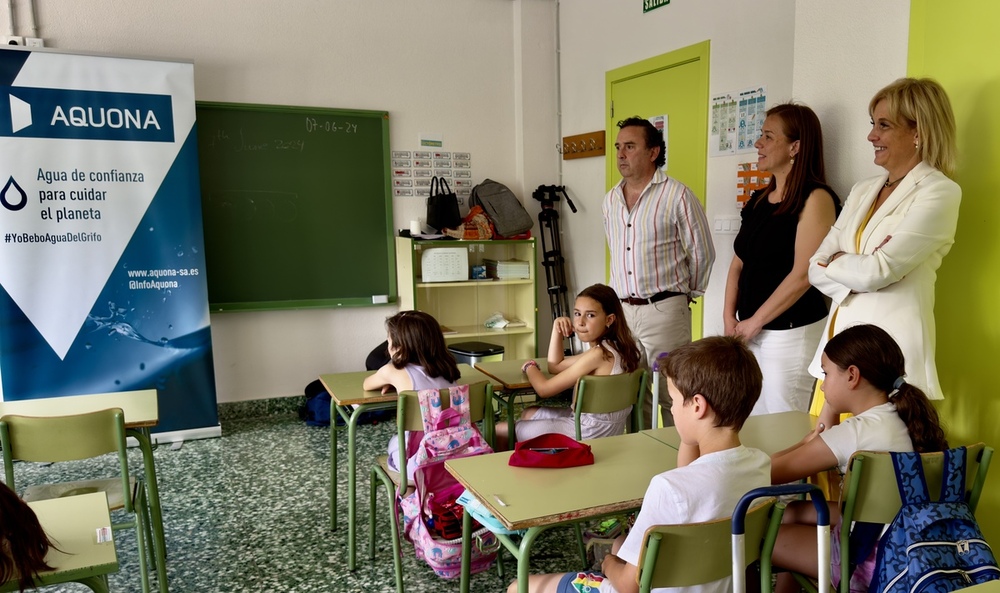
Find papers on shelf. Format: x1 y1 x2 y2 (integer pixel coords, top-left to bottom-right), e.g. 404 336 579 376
484 258 530 279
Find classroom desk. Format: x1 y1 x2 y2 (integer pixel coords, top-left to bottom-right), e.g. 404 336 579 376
642 411 816 455
0 389 168 593
446 432 678 593
3 493 119 593
473 358 549 448
319 363 489 570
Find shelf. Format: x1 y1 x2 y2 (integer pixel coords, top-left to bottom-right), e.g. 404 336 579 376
443 325 535 339
416 278 532 288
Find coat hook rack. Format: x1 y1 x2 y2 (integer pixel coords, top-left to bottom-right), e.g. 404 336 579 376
561 130 605 160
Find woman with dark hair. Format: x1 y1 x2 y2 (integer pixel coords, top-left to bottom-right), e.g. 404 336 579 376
725 103 839 414
808 78 960 431
495 284 641 448
0 482 54 592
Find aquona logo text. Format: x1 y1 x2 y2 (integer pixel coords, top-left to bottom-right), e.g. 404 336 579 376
50 106 161 130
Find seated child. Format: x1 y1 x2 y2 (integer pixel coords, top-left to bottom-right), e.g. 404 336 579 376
508 335 770 593
495 284 641 449
363 310 460 477
1 481 55 592
769 324 948 593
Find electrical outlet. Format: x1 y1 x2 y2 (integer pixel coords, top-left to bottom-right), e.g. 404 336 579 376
24 37 44 48
2 36 24 46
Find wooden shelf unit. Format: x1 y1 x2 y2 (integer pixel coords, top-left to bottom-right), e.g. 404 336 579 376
396 237 537 359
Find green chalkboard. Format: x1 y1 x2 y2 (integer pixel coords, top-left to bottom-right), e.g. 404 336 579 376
195 102 395 311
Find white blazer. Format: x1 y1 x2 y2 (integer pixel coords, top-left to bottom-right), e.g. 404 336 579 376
807 161 961 400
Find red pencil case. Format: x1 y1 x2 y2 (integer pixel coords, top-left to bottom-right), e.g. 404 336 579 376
508 433 594 468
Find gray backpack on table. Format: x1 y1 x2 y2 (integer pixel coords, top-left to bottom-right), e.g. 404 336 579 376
469 179 533 237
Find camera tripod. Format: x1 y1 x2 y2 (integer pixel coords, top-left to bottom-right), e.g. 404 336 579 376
532 184 577 337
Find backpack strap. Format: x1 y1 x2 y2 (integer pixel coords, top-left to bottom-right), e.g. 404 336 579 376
890 450 931 505
417 388 445 433
939 446 967 504
446 384 471 424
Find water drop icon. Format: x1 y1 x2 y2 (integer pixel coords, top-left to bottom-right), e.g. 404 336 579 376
1 176 27 211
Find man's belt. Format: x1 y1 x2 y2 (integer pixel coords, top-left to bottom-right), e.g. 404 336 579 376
620 290 686 306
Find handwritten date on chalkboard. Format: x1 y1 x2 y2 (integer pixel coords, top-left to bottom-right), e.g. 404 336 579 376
305 118 358 133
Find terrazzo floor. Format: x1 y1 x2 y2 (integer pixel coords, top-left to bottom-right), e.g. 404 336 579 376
12 407 592 592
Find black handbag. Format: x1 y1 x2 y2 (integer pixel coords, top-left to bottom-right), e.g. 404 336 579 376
426 176 461 232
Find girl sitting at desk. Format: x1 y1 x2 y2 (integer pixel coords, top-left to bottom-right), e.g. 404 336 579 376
495 284 641 449
363 310 460 478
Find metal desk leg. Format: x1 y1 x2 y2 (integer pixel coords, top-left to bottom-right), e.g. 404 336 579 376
460 509 472 593
128 428 169 593
333 402 395 571
329 403 340 532
516 527 550 593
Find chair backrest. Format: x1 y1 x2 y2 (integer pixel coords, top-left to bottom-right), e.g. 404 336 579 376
843 443 992 524
573 368 647 439
636 497 779 592
0 408 132 512
393 381 491 490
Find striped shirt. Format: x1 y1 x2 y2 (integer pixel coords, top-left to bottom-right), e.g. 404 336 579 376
603 169 715 299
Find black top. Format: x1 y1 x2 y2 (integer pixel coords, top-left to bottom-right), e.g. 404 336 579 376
733 183 840 330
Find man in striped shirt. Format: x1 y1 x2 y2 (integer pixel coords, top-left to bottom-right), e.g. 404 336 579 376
603 117 715 428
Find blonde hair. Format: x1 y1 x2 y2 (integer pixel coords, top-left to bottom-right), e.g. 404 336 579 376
868 78 957 177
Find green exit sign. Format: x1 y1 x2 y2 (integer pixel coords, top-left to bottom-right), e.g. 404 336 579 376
643 0 670 13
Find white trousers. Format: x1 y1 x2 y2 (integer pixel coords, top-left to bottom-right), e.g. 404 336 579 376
622 296 691 428
747 319 825 415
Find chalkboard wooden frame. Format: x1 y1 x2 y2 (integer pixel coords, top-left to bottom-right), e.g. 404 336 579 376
195 101 395 311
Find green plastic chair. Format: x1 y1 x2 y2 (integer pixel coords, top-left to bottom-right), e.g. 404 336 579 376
636 497 782 593
797 443 993 593
573 369 648 439
0 409 155 593
367 381 494 593
637 483 831 593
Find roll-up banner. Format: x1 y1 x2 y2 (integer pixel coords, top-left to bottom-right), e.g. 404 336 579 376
0 47 218 438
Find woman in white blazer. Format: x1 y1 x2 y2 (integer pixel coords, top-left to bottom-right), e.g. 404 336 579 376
808 78 959 430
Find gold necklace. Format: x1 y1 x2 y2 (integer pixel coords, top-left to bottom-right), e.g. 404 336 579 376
883 176 903 189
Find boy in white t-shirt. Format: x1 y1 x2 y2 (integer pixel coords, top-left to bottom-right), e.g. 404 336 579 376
507 336 772 593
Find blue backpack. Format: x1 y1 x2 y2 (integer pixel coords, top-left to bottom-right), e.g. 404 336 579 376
869 446 1000 593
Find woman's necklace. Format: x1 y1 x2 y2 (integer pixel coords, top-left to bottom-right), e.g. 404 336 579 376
883 176 903 189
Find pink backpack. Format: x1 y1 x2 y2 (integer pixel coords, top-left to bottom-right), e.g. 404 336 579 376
399 385 498 578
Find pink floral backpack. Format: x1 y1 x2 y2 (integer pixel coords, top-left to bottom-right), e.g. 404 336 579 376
398 384 498 578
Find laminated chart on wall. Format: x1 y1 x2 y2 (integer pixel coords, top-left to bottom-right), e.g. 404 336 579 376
0 48 218 434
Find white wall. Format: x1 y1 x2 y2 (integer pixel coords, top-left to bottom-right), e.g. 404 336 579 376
557 0 797 336
791 0 911 199
557 0 912 338
6 0 559 402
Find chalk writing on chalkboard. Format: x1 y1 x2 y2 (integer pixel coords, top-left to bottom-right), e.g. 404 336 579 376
195 102 395 311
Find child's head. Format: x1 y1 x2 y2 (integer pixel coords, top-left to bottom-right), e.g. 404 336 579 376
0 481 54 591
823 324 948 452
384 310 460 381
661 336 761 430
575 284 641 372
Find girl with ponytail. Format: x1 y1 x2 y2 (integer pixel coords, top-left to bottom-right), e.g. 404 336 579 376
769 323 948 593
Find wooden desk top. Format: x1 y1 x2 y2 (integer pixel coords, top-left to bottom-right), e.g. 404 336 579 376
0 389 159 428
28 492 118 579
473 358 548 391
446 432 676 530
319 364 490 407
643 411 816 455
